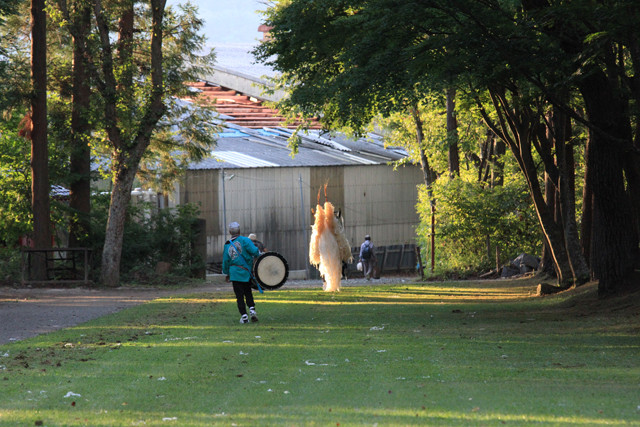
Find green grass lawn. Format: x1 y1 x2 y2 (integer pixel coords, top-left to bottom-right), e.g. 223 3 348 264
1 279 639 426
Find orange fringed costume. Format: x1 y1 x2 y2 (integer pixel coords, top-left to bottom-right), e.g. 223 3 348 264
309 200 352 291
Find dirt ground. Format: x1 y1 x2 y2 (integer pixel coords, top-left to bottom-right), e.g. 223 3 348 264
0 276 409 345
0 284 215 344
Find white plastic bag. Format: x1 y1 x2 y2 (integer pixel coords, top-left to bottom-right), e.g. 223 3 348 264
357 262 363 271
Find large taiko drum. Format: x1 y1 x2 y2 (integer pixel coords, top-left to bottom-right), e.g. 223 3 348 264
251 252 289 290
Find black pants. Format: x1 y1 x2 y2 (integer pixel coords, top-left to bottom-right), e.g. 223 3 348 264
232 280 255 316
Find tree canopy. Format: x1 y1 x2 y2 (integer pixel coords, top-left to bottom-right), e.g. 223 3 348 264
256 0 640 294
0 0 218 286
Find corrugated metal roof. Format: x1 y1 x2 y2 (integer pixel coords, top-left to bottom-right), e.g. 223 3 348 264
213 151 279 168
51 185 70 199
189 126 407 170
188 81 323 130
183 79 410 171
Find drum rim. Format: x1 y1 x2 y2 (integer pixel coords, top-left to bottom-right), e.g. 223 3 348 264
252 251 289 290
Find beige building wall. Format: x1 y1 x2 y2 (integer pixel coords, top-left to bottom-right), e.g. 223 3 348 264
179 167 313 270
221 167 310 269
342 164 422 249
177 163 423 272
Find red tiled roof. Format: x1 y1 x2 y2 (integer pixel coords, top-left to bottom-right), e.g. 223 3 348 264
187 81 322 130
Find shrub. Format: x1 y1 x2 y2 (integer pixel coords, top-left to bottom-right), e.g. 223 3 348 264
417 176 542 276
88 194 204 284
0 247 22 286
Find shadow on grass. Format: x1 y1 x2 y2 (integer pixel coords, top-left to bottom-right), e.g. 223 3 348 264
2 279 639 426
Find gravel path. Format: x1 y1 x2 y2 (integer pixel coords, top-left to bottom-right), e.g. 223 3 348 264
0 275 415 344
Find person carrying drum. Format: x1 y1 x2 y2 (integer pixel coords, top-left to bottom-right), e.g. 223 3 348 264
223 222 260 323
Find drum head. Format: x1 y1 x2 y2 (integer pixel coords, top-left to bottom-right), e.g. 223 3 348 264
252 252 289 290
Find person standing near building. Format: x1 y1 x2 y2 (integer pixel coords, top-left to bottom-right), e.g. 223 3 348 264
359 234 377 280
223 222 260 323
248 233 266 253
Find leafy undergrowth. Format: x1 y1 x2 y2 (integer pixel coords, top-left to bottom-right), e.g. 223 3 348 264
1 278 639 426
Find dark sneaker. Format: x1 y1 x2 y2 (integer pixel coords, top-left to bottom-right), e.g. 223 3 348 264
249 308 258 322
240 314 249 324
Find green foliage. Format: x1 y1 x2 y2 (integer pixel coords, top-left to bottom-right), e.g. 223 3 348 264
0 0 218 287
377 92 490 174
0 246 22 286
418 176 542 276
0 0 20 16
257 0 638 289
254 0 426 134
377 92 543 276
0 1 30 113
0 118 32 245
0 113 82 250
40 0 219 191
88 194 204 283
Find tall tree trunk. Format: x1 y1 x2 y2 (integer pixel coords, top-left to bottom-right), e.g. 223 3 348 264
446 88 460 178
625 32 640 257
30 0 51 279
482 88 575 286
411 106 438 273
117 0 134 99
539 171 556 276
69 1 92 248
474 129 494 185
411 106 438 190
579 70 636 295
521 142 574 286
622 139 640 262
580 133 593 264
491 136 505 188
101 154 139 287
552 107 590 284
623 154 640 261
97 0 167 287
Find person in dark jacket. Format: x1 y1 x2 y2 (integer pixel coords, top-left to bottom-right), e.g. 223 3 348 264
359 235 377 280
223 222 260 323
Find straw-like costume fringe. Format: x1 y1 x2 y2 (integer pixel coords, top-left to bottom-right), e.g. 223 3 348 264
309 189 353 292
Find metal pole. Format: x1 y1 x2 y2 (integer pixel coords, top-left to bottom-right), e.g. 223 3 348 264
84 248 89 284
430 204 435 273
221 167 227 232
299 174 310 279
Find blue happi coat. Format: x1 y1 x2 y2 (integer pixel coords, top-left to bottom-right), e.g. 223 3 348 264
222 235 260 282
